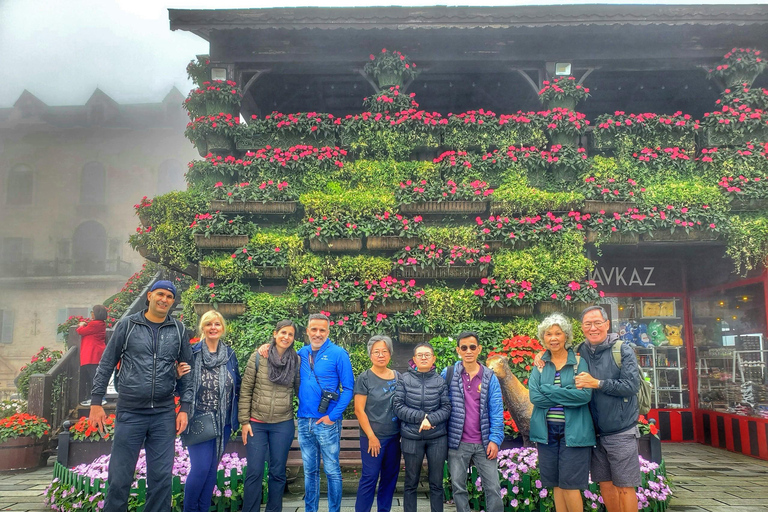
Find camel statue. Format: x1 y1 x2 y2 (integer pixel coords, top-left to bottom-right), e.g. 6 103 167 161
486 354 534 444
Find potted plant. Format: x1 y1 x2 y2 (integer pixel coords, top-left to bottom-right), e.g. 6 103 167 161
184 113 241 156
580 176 645 214
204 230 302 280
58 415 115 468
14 347 63 400
639 181 729 241
538 108 589 147
190 211 252 249
538 280 604 315
186 55 211 86
726 213 768 275
0 412 50 471
396 179 493 214
636 415 662 463
707 47 767 88
363 48 419 89
474 277 534 317
535 144 590 186
296 278 364 314
183 80 242 118
363 86 419 114
717 84 768 111
362 276 425 314
489 176 583 217
364 210 423 250
390 309 435 344
700 104 768 147
538 76 590 111
188 281 250 318
340 110 442 160
393 244 492 279
210 180 299 214
134 196 152 227
239 111 339 150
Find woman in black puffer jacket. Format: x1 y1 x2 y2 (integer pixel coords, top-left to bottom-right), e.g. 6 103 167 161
393 342 451 512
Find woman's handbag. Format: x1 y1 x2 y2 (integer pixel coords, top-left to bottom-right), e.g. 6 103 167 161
182 412 219 445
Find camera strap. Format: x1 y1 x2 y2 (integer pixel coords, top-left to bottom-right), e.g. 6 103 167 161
309 352 325 391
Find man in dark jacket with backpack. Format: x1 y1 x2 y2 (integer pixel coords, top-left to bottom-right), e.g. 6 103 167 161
89 280 193 512
574 306 641 512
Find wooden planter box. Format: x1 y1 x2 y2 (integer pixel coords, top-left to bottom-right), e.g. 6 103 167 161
638 433 662 464
200 265 289 280
58 431 113 468
366 300 417 314
398 332 438 344
481 305 533 317
193 303 246 318
209 200 298 215
582 200 634 215
0 436 46 471
641 230 720 242
366 236 419 251
585 230 639 245
307 301 362 314
194 234 250 249
399 201 489 215
395 266 488 279
729 197 768 212
309 238 363 252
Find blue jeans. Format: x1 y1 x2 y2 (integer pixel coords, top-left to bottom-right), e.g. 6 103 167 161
183 425 232 512
355 435 401 512
105 408 176 512
297 418 342 512
242 419 295 512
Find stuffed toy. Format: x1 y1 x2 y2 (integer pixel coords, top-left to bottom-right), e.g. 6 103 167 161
620 321 637 344
643 301 661 317
648 319 669 346
634 323 652 348
659 301 675 317
693 324 709 347
665 324 683 346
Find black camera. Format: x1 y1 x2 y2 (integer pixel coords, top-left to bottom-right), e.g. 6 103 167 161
318 390 339 414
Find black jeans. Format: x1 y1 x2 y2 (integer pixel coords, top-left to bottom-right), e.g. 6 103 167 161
402 435 448 512
105 408 176 512
79 364 98 402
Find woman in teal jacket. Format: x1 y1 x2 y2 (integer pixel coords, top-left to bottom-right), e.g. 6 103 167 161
528 313 595 512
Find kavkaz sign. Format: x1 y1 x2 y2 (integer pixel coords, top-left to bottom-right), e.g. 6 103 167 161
589 259 683 293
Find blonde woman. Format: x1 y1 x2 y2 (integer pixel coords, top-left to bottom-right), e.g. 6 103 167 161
177 310 241 512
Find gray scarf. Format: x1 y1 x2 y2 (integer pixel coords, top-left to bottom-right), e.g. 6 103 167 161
267 341 298 387
193 340 230 460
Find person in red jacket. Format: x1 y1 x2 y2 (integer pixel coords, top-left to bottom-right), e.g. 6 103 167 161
77 305 107 406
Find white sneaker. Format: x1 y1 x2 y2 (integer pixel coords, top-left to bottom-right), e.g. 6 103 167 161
80 400 91 407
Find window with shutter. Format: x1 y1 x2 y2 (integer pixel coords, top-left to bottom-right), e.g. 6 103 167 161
0 310 14 343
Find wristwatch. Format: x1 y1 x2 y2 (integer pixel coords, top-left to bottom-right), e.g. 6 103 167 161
597 380 604 389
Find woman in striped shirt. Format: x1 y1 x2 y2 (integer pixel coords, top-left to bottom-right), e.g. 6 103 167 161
528 313 596 512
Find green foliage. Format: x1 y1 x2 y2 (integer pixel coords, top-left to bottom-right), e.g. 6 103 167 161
347 342 371 378
340 159 439 189
429 335 461 373
128 190 207 270
492 177 584 215
421 226 479 247
423 287 481 333
325 255 393 281
16 347 63 400
726 214 768 275
300 188 395 218
289 253 325 286
588 155 634 182
642 181 729 211
200 253 247 280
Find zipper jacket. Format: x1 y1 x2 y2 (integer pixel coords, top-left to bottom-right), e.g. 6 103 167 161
296 338 354 422
91 310 193 413
393 367 451 440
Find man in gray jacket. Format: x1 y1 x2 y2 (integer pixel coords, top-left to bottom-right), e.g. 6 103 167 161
574 306 640 512
89 280 193 512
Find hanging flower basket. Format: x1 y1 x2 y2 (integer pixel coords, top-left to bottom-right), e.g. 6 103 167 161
482 305 533 318
193 303 246 318
205 133 234 154
703 127 768 147
546 97 578 111
723 70 761 88
139 215 150 227
549 131 579 147
309 238 363 252
136 245 150 258
366 236 420 251
194 234 250 249
209 200 298 215
0 437 46 471
307 301 362 314
536 301 562 315
398 332 437 344
199 265 289 280
729 197 768 211
368 300 417 314
641 230 721 242
395 266 488 279
377 72 403 89
585 231 640 245
399 201 489 215
582 200 634 215
205 101 237 117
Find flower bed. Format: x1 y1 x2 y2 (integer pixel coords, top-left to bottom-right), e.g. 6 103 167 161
0 412 50 471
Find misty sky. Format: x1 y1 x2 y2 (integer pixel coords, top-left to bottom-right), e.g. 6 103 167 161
1 0 766 108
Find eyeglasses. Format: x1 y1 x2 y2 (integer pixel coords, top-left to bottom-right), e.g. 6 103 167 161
414 353 433 359
459 344 478 352
582 320 606 329
372 350 390 357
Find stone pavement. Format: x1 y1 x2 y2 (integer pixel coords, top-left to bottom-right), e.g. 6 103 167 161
2 442 768 511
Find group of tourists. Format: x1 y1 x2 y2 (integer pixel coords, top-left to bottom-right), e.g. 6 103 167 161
86 280 643 512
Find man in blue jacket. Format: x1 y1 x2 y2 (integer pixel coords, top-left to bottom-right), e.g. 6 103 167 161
296 313 354 512
574 306 641 512
441 331 505 512
89 280 193 512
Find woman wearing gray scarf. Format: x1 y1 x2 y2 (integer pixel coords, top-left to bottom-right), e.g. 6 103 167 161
239 319 300 512
177 310 240 512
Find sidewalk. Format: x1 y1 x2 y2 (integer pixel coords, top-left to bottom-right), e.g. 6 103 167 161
2 442 768 511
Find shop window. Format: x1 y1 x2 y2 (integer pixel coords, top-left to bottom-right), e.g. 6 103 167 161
80 162 106 204
0 310 13 343
157 159 185 195
600 297 689 409
6 164 33 205
692 282 767 416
